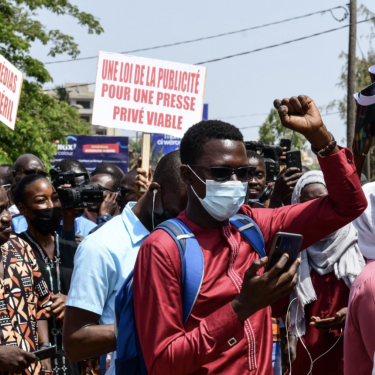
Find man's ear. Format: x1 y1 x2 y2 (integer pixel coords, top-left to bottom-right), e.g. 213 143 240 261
180 165 192 185
147 182 161 198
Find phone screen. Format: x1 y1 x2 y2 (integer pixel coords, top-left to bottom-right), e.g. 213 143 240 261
265 232 303 274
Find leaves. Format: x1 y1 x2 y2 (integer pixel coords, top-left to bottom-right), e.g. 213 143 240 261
258 108 307 150
0 0 103 166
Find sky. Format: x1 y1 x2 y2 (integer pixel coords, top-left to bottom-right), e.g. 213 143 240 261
31 0 375 145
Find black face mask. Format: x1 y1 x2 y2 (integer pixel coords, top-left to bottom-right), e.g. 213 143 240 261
30 207 63 235
152 209 175 228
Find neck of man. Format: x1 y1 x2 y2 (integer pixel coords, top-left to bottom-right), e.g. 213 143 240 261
185 192 229 229
131 193 153 232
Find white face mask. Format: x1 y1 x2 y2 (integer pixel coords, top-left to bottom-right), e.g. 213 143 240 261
188 166 248 221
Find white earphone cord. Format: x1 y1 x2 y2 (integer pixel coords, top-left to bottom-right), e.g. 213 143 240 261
286 298 343 375
152 189 157 229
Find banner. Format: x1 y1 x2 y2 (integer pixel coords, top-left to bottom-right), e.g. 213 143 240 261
151 134 181 162
92 52 207 138
150 103 208 161
0 55 23 130
52 135 129 174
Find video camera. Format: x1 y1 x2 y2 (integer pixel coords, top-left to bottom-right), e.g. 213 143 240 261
244 141 283 183
50 168 104 209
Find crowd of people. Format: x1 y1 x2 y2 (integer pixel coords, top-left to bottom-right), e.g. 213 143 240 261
0 95 373 375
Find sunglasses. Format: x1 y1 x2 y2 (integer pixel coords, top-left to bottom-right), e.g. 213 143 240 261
16 169 48 177
189 165 256 182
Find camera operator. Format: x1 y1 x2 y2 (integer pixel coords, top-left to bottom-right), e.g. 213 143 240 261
80 173 120 234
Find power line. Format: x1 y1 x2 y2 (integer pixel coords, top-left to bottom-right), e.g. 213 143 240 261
237 110 345 130
42 17 375 91
43 6 348 66
195 18 374 65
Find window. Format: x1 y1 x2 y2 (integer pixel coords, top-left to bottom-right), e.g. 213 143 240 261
76 100 91 109
80 115 91 122
95 128 107 135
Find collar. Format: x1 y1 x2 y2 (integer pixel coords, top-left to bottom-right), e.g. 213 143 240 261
122 201 150 246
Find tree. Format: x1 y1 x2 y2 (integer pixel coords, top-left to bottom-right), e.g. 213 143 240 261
0 0 104 167
258 108 307 150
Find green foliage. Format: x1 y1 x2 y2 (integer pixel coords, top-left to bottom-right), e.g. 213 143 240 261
0 0 103 165
258 108 307 150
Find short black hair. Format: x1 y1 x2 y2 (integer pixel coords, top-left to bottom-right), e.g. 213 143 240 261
92 172 121 191
14 174 47 206
246 150 264 162
55 159 87 174
92 163 124 180
153 150 185 192
180 120 244 165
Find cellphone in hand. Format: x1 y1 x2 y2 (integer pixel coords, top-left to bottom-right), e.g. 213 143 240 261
265 232 303 275
311 316 335 323
280 139 292 152
33 345 57 360
286 150 302 171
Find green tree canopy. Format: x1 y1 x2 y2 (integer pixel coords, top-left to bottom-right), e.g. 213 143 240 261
0 0 104 167
258 108 307 150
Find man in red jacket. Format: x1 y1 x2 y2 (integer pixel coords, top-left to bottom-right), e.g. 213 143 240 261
133 95 367 375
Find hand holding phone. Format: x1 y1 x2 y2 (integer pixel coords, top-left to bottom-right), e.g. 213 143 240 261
265 232 303 275
286 150 302 171
33 346 57 361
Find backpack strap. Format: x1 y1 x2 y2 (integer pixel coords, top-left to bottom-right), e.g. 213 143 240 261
156 219 204 325
229 214 266 258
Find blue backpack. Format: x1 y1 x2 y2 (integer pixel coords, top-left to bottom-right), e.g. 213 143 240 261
114 214 266 375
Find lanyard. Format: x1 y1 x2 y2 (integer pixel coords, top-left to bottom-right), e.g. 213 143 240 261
24 232 61 294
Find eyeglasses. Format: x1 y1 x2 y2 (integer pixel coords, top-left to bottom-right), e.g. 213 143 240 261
118 188 135 198
189 165 256 182
16 169 48 177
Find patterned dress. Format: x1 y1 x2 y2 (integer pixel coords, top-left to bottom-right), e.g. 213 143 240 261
0 235 52 375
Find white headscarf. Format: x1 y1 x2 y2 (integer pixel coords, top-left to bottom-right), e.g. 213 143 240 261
353 181 375 260
289 171 365 336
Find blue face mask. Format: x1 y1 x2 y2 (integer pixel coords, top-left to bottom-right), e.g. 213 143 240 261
188 166 247 221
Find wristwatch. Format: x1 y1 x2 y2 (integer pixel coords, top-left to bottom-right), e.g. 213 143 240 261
311 132 337 158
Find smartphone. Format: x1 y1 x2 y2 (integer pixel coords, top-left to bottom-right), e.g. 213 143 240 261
286 150 302 171
265 232 303 275
33 345 57 360
280 139 292 152
312 317 336 323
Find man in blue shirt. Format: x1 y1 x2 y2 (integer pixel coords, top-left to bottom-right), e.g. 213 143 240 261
63 150 187 374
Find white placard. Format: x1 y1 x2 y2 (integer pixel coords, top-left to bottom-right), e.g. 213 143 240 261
0 55 24 130
92 52 207 137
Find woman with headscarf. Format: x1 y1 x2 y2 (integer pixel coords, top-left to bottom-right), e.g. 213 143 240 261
345 181 375 374
287 171 365 375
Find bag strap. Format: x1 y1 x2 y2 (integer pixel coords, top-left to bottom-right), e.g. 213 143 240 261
156 219 204 325
229 214 266 258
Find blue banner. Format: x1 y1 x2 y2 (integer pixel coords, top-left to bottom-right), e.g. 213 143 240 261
53 135 129 174
151 104 208 161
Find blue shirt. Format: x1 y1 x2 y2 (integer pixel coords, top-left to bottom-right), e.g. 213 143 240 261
74 216 97 237
11 215 28 233
66 201 149 323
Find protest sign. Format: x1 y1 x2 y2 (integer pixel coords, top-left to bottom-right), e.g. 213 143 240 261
53 135 129 173
0 55 23 130
92 52 207 138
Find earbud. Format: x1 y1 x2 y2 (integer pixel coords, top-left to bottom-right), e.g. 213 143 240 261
153 189 158 196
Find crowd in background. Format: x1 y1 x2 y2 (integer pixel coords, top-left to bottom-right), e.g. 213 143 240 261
0 95 374 375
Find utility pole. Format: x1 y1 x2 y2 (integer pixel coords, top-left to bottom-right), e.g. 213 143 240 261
347 0 357 149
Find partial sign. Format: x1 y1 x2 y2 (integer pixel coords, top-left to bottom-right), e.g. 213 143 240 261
0 55 23 130
52 135 129 174
92 52 207 137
